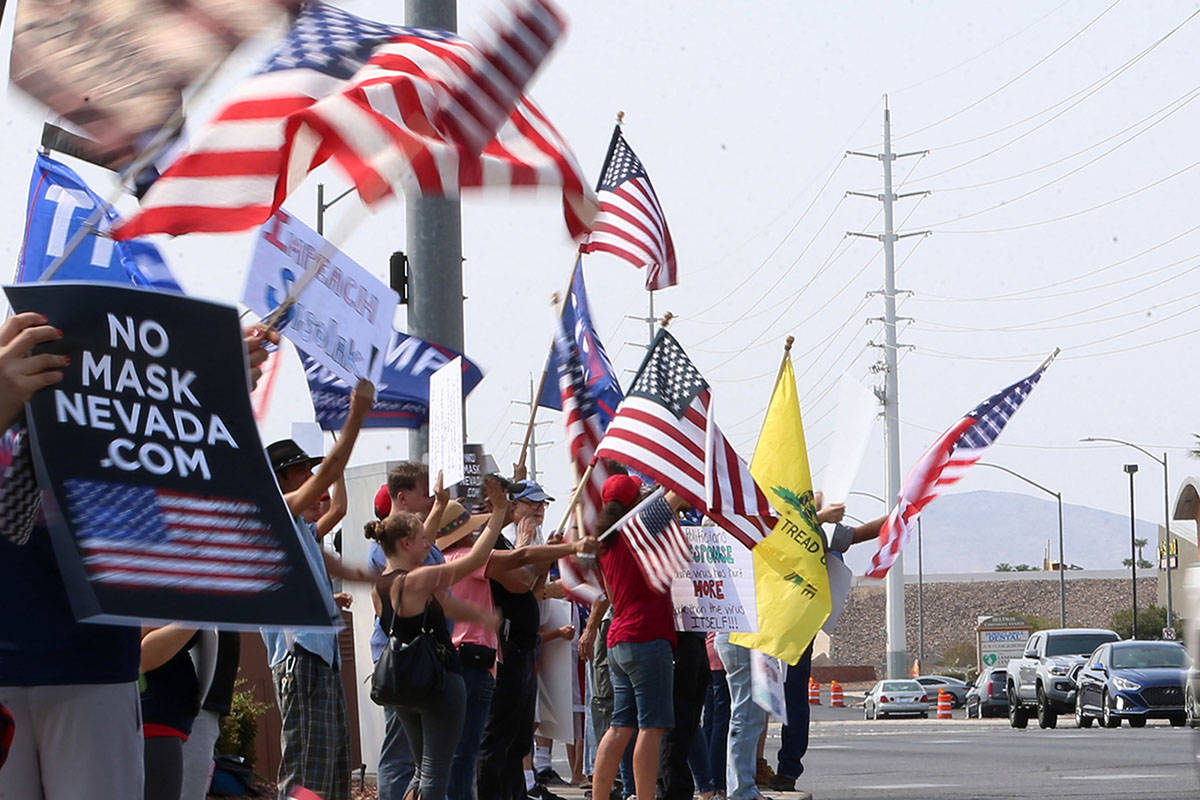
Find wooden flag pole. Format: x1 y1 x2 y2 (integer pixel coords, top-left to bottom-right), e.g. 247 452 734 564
551 462 596 538
774 335 795 386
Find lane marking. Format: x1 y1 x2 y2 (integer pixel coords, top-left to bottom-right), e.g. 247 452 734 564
1060 774 1164 781
852 783 958 790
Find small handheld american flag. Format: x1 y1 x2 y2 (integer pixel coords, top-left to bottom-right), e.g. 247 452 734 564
600 488 690 594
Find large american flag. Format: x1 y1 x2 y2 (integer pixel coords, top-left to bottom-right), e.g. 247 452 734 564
113 0 596 241
552 266 614 604
595 330 774 551
64 479 288 594
865 357 1055 579
580 126 677 290
600 489 689 594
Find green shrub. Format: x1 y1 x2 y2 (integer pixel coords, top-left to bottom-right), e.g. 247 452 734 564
215 679 271 768
1110 604 1169 640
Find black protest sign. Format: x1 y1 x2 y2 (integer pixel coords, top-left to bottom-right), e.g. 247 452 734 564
5 283 338 630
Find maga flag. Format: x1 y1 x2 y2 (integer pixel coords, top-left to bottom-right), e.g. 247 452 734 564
729 350 831 664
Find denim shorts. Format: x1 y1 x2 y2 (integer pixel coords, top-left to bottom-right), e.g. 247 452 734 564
609 638 674 729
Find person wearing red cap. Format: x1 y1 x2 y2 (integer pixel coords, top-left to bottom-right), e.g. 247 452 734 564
590 475 690 800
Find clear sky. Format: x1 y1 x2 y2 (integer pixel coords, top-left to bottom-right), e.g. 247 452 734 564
2 1 1197 565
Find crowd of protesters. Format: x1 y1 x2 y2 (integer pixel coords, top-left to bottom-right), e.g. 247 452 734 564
0 314 885 800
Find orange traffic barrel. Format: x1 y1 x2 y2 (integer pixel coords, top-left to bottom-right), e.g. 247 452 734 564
808 678 821 705
936 688 953 720
829 680 844 707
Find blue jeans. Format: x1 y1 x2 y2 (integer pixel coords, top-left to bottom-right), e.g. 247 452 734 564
715 635 765 800
448 664 495 800
379 705 416 800
776 646 812 779
395 671 467 800
609 639 674 729
688 669 729 793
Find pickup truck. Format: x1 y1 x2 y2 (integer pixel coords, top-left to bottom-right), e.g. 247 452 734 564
1007 628 1120 729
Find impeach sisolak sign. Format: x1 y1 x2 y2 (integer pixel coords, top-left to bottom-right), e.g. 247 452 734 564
5 282 340 630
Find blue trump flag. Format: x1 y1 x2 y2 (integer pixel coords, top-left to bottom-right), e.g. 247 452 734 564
538 260 622 426
304 331 485 431
16 153 181 292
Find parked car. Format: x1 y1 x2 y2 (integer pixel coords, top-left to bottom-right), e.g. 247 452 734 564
1007 628 1121 729
863 679 930 720
916 675 969 708
965 668 1008 718
1074 640 1189 728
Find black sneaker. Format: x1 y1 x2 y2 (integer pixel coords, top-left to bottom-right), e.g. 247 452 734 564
767 775 797 792
538 768 569 787
529 784 566 800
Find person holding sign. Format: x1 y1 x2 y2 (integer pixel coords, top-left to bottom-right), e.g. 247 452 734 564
590 475 692 800
263 379 379 800
0 312 276 800
366 477 510 800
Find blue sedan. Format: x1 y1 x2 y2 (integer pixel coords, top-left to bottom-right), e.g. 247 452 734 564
1074 640 1189 728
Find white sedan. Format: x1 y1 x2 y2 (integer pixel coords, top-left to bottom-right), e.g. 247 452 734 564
863 679 931 719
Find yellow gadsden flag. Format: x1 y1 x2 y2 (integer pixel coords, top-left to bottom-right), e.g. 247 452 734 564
728 350 831 664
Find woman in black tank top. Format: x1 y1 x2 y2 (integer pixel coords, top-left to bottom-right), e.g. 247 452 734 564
365 474 509 800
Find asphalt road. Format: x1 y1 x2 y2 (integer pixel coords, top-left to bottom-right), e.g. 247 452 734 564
552 701 1200 800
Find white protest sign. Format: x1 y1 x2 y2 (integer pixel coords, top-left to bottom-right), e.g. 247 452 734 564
536 598 575 742
243 209 398 387
751 649 788 724
819 374 878 505
428 357 464 487
674 525 758 633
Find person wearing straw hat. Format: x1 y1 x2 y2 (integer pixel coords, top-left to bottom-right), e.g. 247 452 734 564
435 485 598 800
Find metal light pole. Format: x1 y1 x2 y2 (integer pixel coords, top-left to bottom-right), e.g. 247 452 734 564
976 462 1067 627
916 517 924 667
316 182 355 237
1124 463 1139 638
1081 437 1174 632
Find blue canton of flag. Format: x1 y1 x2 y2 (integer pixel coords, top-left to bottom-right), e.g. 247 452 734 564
601 489 689 594
539 260 622 425
957 369 1046 449
64 479 287 595
16 154 181 292
259 2 417 79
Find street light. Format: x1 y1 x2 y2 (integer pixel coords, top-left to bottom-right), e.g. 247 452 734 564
976 462 1067 627
1124 463 1139 638
1082 437 1174 632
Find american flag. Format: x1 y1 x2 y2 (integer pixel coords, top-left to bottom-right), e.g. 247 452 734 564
580 126 677 290
552 266 614 604
600 489 689 594
113 0 596 241
595 330 774 552
64 479 288 594
865 356 1055 579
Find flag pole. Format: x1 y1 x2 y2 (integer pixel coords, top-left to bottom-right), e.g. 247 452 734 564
551 462 596 538
775 336 796 386
514 267 579 476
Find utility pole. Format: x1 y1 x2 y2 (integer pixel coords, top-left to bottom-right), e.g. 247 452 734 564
406 0 462 463
848 98 930 679
513 376 551 482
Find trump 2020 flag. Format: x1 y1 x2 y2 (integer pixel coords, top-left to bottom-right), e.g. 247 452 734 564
729 347 831 663
866 351 1058 579
17 154 182 292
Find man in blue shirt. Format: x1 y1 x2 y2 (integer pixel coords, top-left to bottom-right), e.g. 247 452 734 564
262 380 378 800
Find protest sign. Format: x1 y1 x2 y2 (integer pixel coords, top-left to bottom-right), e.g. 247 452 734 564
750 649 788 723
5 282 339 630
460 444 487 510
429 357 465 487
17 154 182 292
244 209 398 386
820 374 877 505
303 330 485 431
674 525 759 633
536 598 575 742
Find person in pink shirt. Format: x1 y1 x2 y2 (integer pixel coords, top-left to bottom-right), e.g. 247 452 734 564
436 494 598 800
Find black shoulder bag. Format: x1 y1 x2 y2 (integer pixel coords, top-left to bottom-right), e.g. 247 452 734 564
370 582 447 707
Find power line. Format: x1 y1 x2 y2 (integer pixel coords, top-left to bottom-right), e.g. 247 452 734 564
930 157 1200 233
891 0 1123 143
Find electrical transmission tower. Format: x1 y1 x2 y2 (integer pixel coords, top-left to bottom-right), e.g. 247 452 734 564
847 98 930 679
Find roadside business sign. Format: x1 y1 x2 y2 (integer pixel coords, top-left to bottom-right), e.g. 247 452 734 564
976 614 1033 672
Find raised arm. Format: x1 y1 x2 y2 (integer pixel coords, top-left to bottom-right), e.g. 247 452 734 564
316 471 347 537
285 379 374 516
422 471 450 543
486 536 599 575
140 624 196 672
